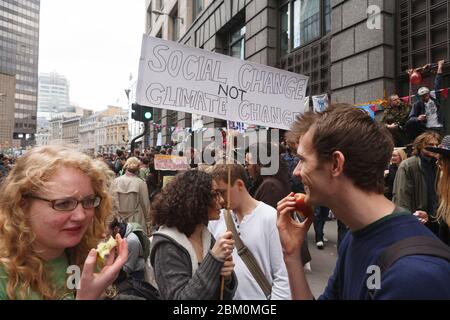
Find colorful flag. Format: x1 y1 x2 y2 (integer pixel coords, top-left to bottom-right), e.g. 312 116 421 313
357 105 375 119
312 94 329 113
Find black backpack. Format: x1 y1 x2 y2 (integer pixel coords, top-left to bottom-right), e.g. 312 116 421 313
112 276 160 300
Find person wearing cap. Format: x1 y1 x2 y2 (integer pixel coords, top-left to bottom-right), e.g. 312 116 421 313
406 60 445 140
426 135 450 246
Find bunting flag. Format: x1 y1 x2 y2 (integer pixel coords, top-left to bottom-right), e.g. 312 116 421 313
354 86 450 113
354 98 388 108
357 105 376 119
227 121 246 133
312 94 329 113
398 87 450 103
401 96 410 104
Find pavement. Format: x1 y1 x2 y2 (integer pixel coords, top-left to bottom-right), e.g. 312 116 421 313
304 219 339 298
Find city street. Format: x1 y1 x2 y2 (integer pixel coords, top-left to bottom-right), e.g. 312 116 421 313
1 0 450 305
305 219 339 298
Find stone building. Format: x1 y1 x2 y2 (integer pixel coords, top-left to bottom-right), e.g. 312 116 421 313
144 0 450 146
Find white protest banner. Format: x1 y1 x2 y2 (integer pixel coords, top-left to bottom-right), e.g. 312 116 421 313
312 94 329 113
154 154 189 171
136 35 309 130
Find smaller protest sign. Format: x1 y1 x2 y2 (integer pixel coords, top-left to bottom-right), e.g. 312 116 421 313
154 155 189 171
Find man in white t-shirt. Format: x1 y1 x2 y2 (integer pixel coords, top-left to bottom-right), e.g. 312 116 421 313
208 164 291 300
406 60 445 139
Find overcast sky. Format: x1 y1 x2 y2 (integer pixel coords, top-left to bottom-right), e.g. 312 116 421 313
38 0 145 111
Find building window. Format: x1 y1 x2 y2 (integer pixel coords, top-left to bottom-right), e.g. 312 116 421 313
146 1 152 34
155 0 163 11
171 6 180 41
397 0 450 76
193 0 203 20
280 0 330 55
324 0 331 35
228 24 246 60
280 4 290 56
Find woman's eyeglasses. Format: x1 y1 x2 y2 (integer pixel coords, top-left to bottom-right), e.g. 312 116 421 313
27 195 102 211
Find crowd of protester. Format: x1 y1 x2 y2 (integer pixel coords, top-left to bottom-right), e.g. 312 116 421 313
0 62 449 300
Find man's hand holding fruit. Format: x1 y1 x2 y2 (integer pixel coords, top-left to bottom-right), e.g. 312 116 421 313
277 192 314 259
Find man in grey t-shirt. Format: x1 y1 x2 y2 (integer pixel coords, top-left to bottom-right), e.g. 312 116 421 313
406 60 445 139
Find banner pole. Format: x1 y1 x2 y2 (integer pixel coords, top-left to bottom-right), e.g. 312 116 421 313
220 123 234 300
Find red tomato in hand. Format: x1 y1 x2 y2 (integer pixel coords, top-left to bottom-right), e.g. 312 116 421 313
294 193 313 219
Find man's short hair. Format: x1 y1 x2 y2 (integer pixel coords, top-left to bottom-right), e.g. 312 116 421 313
288 103 394 194
211 164 250 187
389 94 400 102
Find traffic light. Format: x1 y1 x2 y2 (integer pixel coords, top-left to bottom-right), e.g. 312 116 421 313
131 103 153 122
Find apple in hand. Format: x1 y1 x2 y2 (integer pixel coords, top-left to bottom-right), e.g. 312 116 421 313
293 193 313 220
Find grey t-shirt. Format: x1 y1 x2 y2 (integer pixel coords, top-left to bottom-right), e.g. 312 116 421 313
123 231 145 274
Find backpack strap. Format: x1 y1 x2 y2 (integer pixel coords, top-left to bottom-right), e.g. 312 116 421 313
366 235 450 299
377 236 450 273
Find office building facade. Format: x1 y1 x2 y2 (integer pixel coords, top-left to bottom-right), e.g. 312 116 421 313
0 0 40 147
37 71 72 119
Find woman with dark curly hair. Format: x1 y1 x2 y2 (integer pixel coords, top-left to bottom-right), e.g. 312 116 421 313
149 170 237 300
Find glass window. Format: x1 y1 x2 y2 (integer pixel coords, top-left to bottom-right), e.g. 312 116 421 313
280 0 329 55
293 0 301 48
296 0 320 46
324 0 331 35
193 0 203 20
280 4 290 55
228 24 246 60
155 0 163 11
171 7 180 41
146 2 152 34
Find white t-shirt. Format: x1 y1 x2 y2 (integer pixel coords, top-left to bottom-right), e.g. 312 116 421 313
425 99 442 128
208 202 291 300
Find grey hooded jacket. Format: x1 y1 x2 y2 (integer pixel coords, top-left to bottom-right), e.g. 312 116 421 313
150 226 237 300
